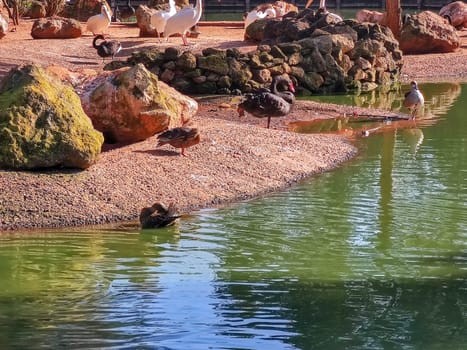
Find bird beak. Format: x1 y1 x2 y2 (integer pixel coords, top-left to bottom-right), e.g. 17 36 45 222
305 0 314 8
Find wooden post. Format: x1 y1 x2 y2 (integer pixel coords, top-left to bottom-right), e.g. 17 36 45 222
384 0 402 38
336 0 341 10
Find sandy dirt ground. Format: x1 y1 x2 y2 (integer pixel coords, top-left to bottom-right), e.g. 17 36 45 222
1 17 466 81
1 14 466 231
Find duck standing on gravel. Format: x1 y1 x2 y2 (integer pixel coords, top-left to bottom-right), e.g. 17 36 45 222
156 124 200 156
403 81 425 118
92 35 122 62
237 75 295 129
140 202 181 229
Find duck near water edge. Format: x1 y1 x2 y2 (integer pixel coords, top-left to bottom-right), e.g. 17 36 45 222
403 80 425 118
139 202 181 229
237 75 296 129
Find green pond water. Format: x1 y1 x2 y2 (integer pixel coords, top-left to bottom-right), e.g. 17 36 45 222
1 83 466 349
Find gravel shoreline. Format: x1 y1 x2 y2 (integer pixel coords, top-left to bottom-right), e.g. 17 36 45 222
1 21 466 231
1 98 363 231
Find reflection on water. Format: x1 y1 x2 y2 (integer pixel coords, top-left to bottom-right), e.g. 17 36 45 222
0 83 466 349
292 82 462 146
301 82 461 115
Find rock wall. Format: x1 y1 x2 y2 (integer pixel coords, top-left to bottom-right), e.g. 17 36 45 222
115 10 403 95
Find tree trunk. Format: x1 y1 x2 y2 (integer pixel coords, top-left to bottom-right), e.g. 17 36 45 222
383 0 402 38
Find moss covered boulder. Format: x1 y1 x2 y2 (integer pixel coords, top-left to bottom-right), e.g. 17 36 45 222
80 63 198 143
0 64 104 170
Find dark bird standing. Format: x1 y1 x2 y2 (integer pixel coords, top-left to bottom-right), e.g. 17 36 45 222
140 202 181 229
116 0 135 21
156 125 200 156
237 75 295 128
403 80 425 118
92 35 122 63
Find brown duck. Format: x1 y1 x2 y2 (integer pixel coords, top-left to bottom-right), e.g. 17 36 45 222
139 202 181 229
156 125 200 156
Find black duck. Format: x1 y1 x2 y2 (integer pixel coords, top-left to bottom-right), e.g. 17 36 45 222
237 75 295 128
92 35 122 63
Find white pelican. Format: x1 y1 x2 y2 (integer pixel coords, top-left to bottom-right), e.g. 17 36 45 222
244 7 276 29
163 0 202 46
86 3 112 35
150 0 177 42
403 81 425 118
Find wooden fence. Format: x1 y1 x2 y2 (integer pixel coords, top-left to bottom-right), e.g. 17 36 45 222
114 0 451 14
204 0 451 13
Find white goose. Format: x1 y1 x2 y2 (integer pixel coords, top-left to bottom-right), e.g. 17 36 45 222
244 7 277 30
163 0 202 46
150 0 177 42
86 3 112 36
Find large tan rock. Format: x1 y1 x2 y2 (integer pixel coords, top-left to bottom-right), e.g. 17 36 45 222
355 9 385 24
439 1 467 29
399 11 460 54
0 64 104 170
31 16 82 39
136 5 158 37
80 63 198 143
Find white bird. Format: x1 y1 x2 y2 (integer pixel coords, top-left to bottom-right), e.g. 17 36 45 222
244 7 276 30
403 81 425 118
150 0 177 42
163 0 202 46
86 3 112 36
